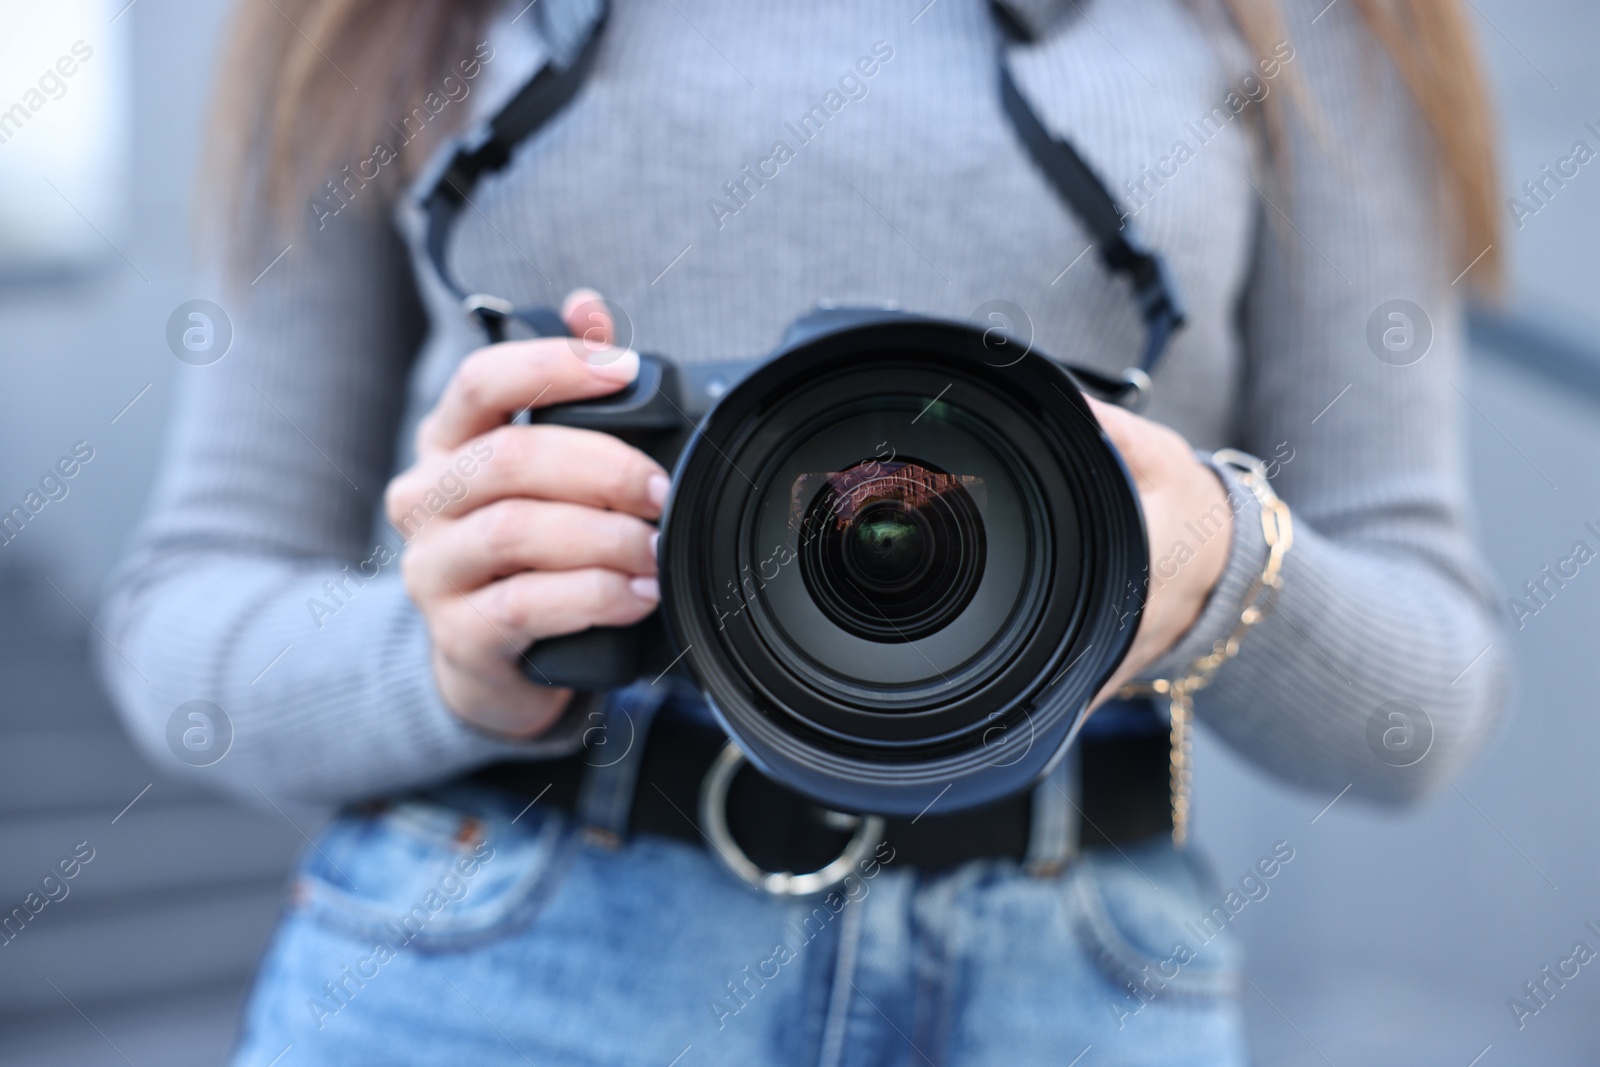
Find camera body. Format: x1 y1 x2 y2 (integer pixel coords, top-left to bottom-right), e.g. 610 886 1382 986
523 309 1148 816
522 310 912 687
518 313 843 688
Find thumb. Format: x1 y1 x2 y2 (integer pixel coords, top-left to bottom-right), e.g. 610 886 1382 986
1084 394 1159 491
562 288 615 357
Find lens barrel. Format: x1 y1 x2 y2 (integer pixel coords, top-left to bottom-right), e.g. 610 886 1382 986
658 314 1146 817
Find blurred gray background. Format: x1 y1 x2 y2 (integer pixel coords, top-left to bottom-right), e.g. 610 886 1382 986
1 0 1596 1063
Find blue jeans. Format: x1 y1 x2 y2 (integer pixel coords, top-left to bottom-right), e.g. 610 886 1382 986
231 765 1249 1066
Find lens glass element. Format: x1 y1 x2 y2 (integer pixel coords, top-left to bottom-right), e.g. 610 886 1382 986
794 459 985 642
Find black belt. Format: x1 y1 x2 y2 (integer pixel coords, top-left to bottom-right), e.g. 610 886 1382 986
469 707 1172 875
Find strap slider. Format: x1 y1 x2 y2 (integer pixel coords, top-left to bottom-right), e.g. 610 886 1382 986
462 293 516 343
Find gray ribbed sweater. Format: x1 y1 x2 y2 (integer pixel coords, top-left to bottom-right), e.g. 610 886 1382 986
97 0 1509 806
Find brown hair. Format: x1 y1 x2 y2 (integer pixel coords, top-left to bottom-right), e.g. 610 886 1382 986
203 0 496 269
206 0 1501 293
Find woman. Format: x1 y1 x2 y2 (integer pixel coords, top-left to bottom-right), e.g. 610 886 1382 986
100 0 1509 1062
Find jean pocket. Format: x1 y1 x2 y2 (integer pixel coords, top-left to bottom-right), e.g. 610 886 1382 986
1065 841 1242 1000
291 786 576 953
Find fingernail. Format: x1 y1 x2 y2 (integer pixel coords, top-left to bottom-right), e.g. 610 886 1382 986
647 474 670 509
588 347 639 384
649 531 660 559
630 576 660 601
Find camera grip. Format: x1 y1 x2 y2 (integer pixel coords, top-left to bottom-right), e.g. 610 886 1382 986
520 616 674 691
527 354 683 432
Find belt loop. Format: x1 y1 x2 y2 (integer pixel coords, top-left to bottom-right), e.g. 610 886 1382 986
575 683 665 849
1024 746 1079 877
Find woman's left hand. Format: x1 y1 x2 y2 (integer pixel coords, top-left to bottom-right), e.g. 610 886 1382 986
1084 396 1234 707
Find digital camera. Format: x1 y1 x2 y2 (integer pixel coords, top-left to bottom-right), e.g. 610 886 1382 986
521 308 1147 816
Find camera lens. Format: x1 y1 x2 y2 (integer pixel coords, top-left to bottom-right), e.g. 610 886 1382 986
659 314 1147 816
798 459 985 642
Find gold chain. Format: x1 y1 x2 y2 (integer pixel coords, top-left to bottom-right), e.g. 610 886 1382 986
1118 449 1295 848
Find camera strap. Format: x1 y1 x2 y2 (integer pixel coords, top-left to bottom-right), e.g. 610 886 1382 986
997 58 1184 396
419 0 609 342
418 0 1186 403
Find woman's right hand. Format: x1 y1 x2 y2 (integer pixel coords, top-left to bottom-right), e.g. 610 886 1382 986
384 290 669 740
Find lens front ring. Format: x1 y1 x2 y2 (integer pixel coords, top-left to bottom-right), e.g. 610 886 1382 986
658 314 1147 816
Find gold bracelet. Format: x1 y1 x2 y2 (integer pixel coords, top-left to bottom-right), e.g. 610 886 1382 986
1118 448 1295 847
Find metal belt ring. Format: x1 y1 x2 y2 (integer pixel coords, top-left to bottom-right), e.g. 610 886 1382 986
698 741 885 897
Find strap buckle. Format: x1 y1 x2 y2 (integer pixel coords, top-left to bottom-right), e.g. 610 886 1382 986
698 742 885 897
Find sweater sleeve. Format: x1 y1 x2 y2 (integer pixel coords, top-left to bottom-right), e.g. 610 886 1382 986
1137 0 1512 803
95 210 583 807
